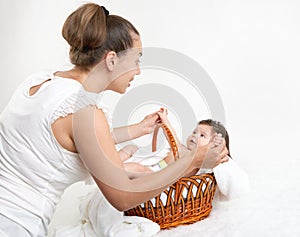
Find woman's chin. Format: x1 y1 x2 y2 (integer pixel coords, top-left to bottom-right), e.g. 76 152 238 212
110 87 127 94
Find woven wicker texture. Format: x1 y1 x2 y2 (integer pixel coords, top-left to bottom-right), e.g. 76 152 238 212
125 124 217 229
152 124 179 161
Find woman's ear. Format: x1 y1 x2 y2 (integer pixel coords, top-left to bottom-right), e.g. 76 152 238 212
105 51 118 71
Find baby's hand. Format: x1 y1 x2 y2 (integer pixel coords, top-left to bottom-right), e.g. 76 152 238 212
157 108 169 125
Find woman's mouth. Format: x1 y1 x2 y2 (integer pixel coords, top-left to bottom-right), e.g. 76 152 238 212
128 78 134 87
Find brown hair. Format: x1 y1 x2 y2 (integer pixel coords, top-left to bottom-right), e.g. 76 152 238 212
198 119 231 158
62 3 139 70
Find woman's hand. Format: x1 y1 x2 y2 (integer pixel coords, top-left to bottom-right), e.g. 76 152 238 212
112 110 160 144
138 111 160 134
192 134 229 170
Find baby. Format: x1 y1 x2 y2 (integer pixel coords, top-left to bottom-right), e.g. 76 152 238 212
119 108 230 178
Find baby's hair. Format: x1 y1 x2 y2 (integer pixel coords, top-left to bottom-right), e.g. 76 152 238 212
198 119 231 158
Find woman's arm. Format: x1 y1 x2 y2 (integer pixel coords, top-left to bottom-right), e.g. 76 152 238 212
72 106 227 211
111 112 159 144
118 145 138 162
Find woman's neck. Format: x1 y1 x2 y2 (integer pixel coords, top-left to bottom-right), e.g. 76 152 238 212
55 64 111 93
55 67 89 84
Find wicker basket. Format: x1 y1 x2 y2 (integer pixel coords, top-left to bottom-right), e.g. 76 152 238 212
124 124 217 229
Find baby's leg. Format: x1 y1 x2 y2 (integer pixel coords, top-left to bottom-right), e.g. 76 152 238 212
118 145 138 162
124 162 153 179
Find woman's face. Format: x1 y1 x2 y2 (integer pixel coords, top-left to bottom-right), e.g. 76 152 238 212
107 35 142 94
186 124 213 150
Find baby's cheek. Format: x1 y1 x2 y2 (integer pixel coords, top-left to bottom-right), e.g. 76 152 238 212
186 135 192 143
198 138 209 146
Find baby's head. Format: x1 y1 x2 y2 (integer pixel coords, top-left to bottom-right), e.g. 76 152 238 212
186 119 230 156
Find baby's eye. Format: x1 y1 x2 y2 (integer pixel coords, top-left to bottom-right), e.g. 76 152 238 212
193 130 197 134
200 134 205 137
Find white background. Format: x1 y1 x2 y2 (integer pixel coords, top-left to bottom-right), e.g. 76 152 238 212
1 1 300 236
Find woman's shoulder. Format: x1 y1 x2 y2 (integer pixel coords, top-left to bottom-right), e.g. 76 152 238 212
23 70 81 93
48 82 112 128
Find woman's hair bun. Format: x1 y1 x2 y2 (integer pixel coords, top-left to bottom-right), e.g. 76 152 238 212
61 3 139 69
62 3 108 52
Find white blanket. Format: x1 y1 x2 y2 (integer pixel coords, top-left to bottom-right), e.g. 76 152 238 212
50 189 160 237
197 157 250 201
212 158 250 201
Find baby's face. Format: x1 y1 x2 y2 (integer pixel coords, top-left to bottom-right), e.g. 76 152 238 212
186 124 213 150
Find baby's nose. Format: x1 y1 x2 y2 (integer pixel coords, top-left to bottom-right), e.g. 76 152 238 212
192 134 199 139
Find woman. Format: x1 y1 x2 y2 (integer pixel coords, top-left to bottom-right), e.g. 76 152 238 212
0 3 228 236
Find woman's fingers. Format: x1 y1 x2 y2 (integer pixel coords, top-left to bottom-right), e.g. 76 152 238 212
210 133 223 147
140 112 160 134
200 136 227 169
214 149 229 167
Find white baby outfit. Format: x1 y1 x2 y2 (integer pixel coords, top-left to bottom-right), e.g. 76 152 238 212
0 71 112 236
124 146 170 171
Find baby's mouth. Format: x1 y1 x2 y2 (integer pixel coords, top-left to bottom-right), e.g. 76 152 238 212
189 139 196 145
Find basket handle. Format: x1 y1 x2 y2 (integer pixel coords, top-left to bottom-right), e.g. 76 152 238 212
152 124 179 161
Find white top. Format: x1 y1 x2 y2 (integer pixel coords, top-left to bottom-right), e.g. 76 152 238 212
0 71 112 236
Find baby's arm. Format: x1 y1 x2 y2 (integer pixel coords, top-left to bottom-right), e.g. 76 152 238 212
157 108 181 148
124 162 153 179
119 145 154 178
118 145 138 162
